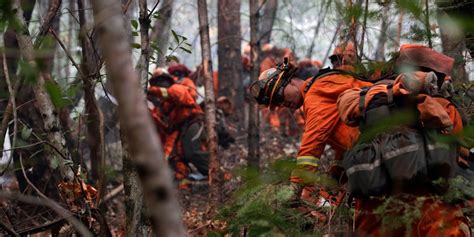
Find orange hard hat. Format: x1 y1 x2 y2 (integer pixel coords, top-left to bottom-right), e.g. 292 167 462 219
250 58 298 108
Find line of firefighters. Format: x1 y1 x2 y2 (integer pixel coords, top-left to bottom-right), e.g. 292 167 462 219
146 41 474 236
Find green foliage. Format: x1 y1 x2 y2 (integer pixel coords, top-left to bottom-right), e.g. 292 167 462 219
0 0 13 31
19 59 38 83
373 195 424 237
218 159 324 236
44 80 67 108
395 0 422 19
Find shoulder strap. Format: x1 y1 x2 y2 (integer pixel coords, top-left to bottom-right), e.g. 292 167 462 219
303 67 372 93
359 87 370 124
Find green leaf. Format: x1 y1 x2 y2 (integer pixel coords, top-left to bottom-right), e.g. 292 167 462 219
19 60 37 83
45 80 66 108
132 31 139 36
21 126 32 140
168 46 173 50
130 19 138 29
171 29 179 43
166 55 179 63
185 42 192 47
64 159 74 167
179 46 192 54
131 43 141 49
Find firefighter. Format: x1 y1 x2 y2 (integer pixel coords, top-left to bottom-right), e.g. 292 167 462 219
168 64 198 100
250 41 372 208
147 69 209 187
337 44 471 236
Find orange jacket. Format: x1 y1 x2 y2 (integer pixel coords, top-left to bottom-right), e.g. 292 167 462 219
148 84 203 129
296 66 372 167
176 77 198 100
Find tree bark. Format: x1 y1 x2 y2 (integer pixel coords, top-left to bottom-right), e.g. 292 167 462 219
374 2 390 61
198 0 221 207
77 0 105 191
248 0 261 169
258 0 277 45
122 0 151 235
150 0 174 67
137 0 151 88
12 0 70 179
90 0 186 235
437 10 468 82
218 0 244 127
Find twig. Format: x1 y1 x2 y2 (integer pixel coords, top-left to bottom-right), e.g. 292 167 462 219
0 52 16 176
33 0 62 48
0 190 92 237
49 29 84 78
101 184 124 204
122 0 133 14
146 0 161 19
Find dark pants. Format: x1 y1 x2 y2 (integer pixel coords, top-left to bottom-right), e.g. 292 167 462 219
181 120 209 175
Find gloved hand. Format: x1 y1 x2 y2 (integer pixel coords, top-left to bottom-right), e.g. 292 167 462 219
288 165 318 206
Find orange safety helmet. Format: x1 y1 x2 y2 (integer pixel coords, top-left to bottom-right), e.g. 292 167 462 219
250 58 298 108
150 67 174 87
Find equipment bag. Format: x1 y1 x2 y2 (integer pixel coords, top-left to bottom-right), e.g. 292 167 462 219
345 127 459 198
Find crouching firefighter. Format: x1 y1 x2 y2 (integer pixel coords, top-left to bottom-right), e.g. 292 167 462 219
147 68 209 188
338 44 472 236
249 41 374 219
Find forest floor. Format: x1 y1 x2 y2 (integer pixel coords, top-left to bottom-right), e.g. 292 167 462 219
100 126 301 236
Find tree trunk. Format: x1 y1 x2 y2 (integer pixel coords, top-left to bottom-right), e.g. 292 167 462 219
374 2 390 61
217 0 244 128
248 0 261 169
437 10 468 82
12 0 70 179
395 9 403 50
306 0 329 58
150 0 174 67
77 0 105 192
90 0 186 235
122 0 151 235
258 0 277 45
197 0 221 207
137 0 151 88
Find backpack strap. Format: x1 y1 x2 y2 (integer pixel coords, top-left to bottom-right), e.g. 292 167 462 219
303 67 373 93
359 87 370 125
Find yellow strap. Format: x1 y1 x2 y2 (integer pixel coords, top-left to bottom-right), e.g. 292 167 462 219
159 87 168 99
296 156 319 167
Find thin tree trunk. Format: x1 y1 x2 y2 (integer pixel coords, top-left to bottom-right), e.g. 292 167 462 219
306 0 329 58
78 0 105 190
12 0 70 179
122 0 151 235
424 0 432 48
137 0 151 88
218 0 244 128
437 10 468 82
358 0 369 59
375 2 390 61
90 0 186 235
395 9 403 49
248 0 261 169
258 0 277 45
197 0 221 207
150 0 174 67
